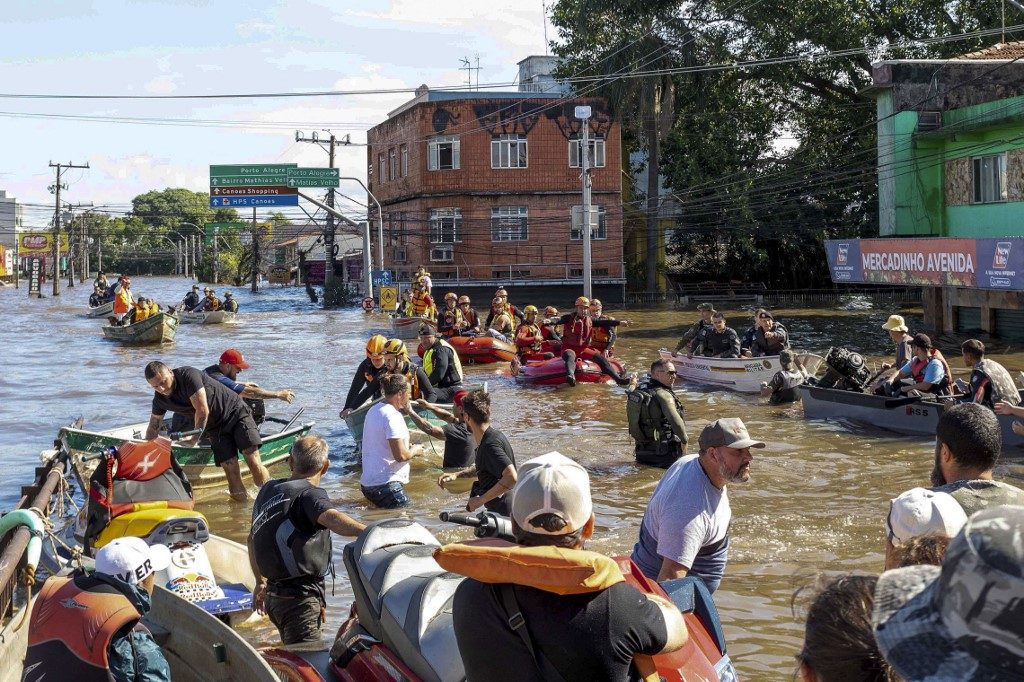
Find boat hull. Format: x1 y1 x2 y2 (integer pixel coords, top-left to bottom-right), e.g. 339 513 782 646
659 349 779 393
180 310 236 324
87 300 114 317
417 335 517 364
102 312 178 344
60 421 314 491
391 316 436 340
516 356 625 386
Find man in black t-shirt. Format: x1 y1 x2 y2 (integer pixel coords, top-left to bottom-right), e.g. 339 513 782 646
248 435 364 646
144 360 266 501
404 390 475 469
452 452 687 682
436 390 517 516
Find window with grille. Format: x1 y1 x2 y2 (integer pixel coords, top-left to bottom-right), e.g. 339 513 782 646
491 134 528 169
570 267 609 277
429 208 462 243
400 145 408 176
428 136 460 170
378 154 386 184
491 206 529 241
388 148 397 180
569 135 606 168
972 153 1007 203
570 205 607 240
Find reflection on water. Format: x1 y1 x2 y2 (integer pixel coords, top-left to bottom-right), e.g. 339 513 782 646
2 279 1020 678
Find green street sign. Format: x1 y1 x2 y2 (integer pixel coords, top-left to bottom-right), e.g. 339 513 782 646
212 175 290 187
286 167 340 188
210 163 297 177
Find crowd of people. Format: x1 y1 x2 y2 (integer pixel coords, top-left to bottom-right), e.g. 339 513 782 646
87 273 240 326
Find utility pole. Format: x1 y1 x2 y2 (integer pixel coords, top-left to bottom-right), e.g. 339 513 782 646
575 106 593 299
251 208 259 292
296 130 349 299
48 161 89 296
13 236 18 289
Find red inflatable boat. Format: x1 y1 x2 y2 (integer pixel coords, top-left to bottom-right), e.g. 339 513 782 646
417 335 517 364
515 355 625 386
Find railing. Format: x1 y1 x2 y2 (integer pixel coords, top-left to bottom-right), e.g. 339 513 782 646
408 262 621 282
760 287 923 307
623 286 923 309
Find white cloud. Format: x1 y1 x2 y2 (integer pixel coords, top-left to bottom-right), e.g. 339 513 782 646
143 74 181 94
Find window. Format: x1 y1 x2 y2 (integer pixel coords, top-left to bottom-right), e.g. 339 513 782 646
429 208 462 243
400 145 408 177
378 154 386 184
493 270 531 279
428 135 460 170
430 245 454 262
388 212 408 246
491 206 529 241
491 134 528 168
570 205 608 240
388 148 397 180
571 267 609 277
972 153 1007 203
569 135 606 168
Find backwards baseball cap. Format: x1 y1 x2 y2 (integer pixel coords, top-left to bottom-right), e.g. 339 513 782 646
911 333 932 349
698 418 766 451
95 536 171 585
452 390 469 408
191 284 199 290
220 348 250 369
873 505 1024 681
419 324 436 337
886 488 967 544
512 452 593 536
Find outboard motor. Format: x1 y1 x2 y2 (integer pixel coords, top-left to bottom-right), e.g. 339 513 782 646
817 346 872 392
244 397 266 425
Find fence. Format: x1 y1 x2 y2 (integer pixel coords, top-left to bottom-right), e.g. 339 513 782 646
625 286 923 309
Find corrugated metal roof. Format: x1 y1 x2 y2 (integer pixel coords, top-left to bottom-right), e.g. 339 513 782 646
960 41 1024 60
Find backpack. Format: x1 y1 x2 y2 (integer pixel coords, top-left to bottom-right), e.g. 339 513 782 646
626 384 657 443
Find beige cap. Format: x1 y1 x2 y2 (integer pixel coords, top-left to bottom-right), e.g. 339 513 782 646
698 418 766 451
886 488 967 544
511 452 592 536
881 315 909 332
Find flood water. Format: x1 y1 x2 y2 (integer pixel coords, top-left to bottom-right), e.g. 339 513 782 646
2 277 1022 679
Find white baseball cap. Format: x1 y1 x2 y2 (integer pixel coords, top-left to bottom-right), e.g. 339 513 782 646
511 452 593 536
886 488 967 544
95 536 172 584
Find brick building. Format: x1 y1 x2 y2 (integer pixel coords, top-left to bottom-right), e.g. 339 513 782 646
366 58 625 305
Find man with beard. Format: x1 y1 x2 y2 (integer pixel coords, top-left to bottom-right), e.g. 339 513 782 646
631 418 764 593
929 402 1024 516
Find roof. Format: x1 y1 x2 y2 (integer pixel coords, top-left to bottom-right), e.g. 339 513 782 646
959 41 1024 60
386 88 564 119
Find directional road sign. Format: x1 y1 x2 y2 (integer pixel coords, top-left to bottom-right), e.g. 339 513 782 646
286 167 340 188
210 164 297 178
209 196 299 208
372 269 393 286
210 186 298 197
211 175 290 187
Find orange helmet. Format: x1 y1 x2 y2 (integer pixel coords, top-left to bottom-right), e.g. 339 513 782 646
384 338 408 357
544 306 558 316
458 295 471 305
589 298 603 309
445 292 457 301
366 334 387 357
575 296 590 307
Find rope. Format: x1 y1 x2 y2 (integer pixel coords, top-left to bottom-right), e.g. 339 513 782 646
13 565 35 631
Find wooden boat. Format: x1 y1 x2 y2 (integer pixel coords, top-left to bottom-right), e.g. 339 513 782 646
658 349 823 393
343 382 487 446
102 311 178 344
391 315 436 340
180 309 236 325
87 299 114 317
59 419 314 491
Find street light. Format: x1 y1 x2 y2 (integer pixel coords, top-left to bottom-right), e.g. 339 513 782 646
575 105 593 299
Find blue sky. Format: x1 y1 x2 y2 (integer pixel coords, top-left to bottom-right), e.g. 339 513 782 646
0 0 552 226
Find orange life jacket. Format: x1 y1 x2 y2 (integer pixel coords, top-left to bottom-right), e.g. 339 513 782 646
562 314 593 352
591 318 613 351
113 286 132 315
412 292 435 319
515 322 543 352
440 306 463 336
909 349 953 395
24 575 143 681
399 361 424 400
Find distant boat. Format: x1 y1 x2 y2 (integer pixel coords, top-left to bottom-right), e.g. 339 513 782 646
391 315 436 340
101 312 178 344
180 310 236 325
87 299 114 317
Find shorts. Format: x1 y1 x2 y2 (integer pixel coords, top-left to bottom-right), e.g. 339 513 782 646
209 415 262 465
265 591 325 646
360 481 410 508
432 385 462 404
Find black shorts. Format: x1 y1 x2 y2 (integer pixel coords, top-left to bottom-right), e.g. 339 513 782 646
209 415 262 465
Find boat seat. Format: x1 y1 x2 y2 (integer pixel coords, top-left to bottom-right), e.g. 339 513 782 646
380 571 466 682
343 519 441 640
662 576 727 656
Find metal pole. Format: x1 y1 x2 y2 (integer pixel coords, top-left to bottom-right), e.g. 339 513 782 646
362 221 373 300
213 229 219 284
251 208 258 293
13 235 19 289
325 134 336 291
337 177 382 277
79 217 86 282
577 107 593 300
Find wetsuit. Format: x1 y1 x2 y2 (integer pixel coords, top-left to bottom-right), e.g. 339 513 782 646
423 338 464 403
555 312 630 385
438 305 464 337
344 359 387 411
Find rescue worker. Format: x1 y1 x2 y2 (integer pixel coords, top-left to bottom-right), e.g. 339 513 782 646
206 348 295 408
148 299 160 318
546 296 634 387
414 266 433 294
675 303 715 353
888 333 953 396
410 281 436 320
383 338 435 401
222 291 239 313
541 305 562 346
514 305 549 360
182 284 200 311
487 297 516 343
750 311 789 357
22 536 173 681
485 287 525 328
760 349 807 404
740 308 767 356
340 335 389 418
589 298 630 355
437 292 464 337
960 339 1020 409
399 289 414 317
201 288 222 312
457 295 481 335
627 358 689 468
133 297 150 323
420 325 464 403
686 312 741 359
112 275 134 326
249 436 365 646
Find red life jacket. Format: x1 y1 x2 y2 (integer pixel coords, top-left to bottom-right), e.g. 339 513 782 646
562 314 593 352
591 318 614 351
910 349 953 395
515 322 543 352
24 575 143 682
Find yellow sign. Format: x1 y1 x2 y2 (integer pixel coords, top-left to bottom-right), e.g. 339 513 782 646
18 233 69 254
379 286 398 312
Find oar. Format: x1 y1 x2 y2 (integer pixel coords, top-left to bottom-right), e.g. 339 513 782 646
278 407 306 434
169 428 203 440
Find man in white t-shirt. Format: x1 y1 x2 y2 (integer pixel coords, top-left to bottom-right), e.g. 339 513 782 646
631 417 765 593
359 373 423 508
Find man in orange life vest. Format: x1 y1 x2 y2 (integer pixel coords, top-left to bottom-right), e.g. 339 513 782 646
888 333 953 396
457 295 481 335
437 292 464 337
589 298 630 355
545 296 634 387
23 536 172 681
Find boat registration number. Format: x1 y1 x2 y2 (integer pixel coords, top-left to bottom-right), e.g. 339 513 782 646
905 406 931 417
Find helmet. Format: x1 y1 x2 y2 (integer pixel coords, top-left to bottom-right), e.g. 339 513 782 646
495 288 508 297
544 306 558 316
366 334 387 356
589 298 602 309
524 305 538 314
458 295 471 305
445 292 457 301
575 296 590 307
384 338 407 356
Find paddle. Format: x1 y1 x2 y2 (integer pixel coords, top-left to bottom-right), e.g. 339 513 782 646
278 407 306 434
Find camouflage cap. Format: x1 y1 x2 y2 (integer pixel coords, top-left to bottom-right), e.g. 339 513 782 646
872 505 1024 681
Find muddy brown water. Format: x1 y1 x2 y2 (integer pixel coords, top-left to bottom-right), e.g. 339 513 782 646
2 279 1021 679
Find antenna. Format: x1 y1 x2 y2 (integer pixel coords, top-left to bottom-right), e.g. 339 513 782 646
459 56 482 90
542 1 549 56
